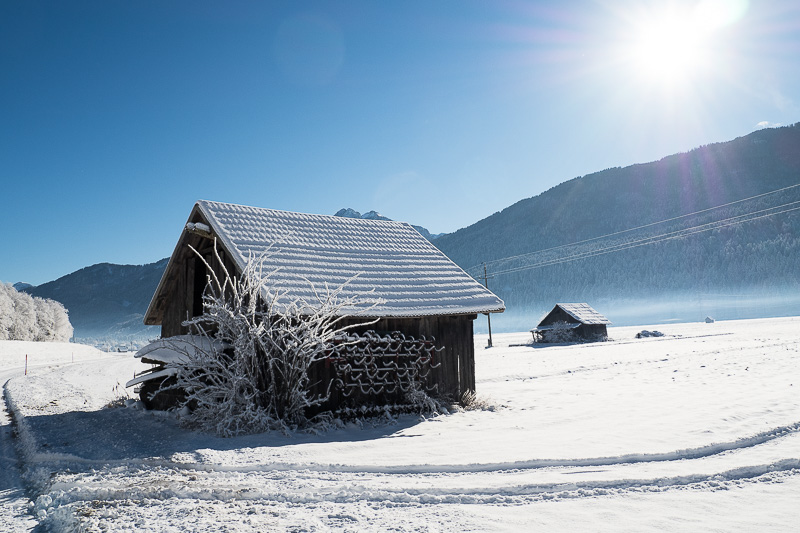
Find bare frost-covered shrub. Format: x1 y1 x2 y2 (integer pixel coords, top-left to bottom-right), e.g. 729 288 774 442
458 390 499 412
401 381 445 416
161 242 380 436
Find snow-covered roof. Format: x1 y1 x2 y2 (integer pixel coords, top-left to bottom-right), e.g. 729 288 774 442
146 200 504 321
135 335 230 365
538 303 611 326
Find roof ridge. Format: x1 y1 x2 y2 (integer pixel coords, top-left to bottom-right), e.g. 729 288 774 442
140 200 507 320
197 199 409 227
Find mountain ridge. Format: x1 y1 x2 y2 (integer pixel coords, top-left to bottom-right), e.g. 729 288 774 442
22 125 800 339
433 124 800 327
23 258 168 342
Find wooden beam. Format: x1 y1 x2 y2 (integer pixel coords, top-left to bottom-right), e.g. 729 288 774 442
184 222 215 239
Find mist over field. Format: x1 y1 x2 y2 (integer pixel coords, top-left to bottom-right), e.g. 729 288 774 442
482 289 800 334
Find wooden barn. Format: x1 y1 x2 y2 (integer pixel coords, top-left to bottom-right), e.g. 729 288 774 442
138 200 505 410
531 303 610 342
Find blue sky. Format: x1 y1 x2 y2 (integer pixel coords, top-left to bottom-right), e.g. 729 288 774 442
2 0 799 286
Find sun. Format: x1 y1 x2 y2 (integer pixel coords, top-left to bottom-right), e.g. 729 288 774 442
620 0 748 89
630 15 707 86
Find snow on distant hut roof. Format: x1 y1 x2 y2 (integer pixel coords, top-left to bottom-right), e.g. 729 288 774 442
552 303 611 325
147 200 505 321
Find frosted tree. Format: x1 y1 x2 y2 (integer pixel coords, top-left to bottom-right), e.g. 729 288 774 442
0 284 73 342
159 241 380 437
9 288 36 341
34 297 56 341
0 284 13 341
33 298 73 342
50 299 74 341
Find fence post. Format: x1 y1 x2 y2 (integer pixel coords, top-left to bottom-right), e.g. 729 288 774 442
483 264 493 348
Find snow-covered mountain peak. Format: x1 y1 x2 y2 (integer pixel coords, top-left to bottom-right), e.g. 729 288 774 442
334 208 362 219
333 208 440 240
361 210 390 221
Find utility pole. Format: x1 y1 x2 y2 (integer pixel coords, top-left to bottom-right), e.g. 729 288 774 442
483 263 493 348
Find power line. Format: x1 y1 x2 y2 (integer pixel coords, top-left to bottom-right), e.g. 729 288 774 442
483 200 800 278
466 182 800 276
486 202 800 277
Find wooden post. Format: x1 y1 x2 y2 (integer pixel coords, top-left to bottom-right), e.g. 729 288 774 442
483 264 493 348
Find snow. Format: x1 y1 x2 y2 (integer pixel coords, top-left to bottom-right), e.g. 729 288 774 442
125 367 175 388
2 317 800 531
134 335 229 365
0 339 110 368
149 200 505 320
187 222 211 234
0 341 110 532
549 302 612 325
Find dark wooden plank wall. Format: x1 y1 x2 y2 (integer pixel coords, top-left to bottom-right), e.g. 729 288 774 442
161 231 238 338
335 314 477 402
577 323 608 339
305 314 477 413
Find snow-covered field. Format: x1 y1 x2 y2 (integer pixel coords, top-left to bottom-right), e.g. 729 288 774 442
2 317 800 532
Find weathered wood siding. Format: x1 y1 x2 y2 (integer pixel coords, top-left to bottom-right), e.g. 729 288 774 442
305 315 477 414
333 315 477 401
576 323 608 339
160 213 238 338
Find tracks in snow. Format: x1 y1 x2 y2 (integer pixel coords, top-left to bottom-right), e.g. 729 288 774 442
34 421 800 511
39 456 800 509
28 419 800 475
1 379 39 532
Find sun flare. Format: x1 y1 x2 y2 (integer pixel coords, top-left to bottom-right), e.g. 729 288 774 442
621 0 747 89
630 14 708 86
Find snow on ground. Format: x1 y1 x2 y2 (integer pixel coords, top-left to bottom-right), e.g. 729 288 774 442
1 341 112 532
2 317 800 531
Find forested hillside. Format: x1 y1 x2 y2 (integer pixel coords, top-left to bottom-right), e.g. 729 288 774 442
24 259 167 342
434 124 800 328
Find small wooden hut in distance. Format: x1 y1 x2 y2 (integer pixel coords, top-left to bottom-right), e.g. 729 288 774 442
142 200 505 406
532 303 611 342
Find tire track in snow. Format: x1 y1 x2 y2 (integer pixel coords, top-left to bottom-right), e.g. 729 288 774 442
31 423 800 513
37 458 800 509
18 419 800 476
1 380 39 532
139 420 800 476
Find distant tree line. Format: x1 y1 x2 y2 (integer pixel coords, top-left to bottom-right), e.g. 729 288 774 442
0 283 73 342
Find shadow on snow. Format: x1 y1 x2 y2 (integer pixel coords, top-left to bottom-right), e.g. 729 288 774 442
21 406 425 466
